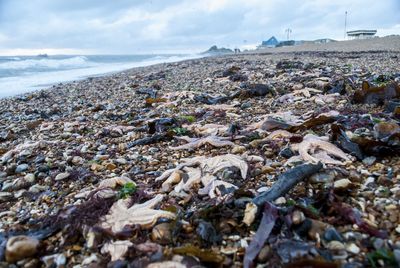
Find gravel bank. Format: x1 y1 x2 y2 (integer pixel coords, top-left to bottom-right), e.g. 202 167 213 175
0 44 400 267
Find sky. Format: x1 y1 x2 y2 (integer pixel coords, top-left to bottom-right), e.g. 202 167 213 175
0 0 399 55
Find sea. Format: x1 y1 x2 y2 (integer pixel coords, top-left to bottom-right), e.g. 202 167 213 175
0 54 201 98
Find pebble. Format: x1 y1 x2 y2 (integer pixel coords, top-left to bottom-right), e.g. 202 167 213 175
42 253 67 267
346 243 360 254
394 249 400 264
327 241 345 251
279 147 294 158
323 227 343 242
292 210 306 225
55 172 70 181
232 145 246 154
0 192 13 202
334 178 351 189
373 238 384 249
362 156 376 166
5 236 39 263
28 184 47 193
274 197 286 205
257 245 271 262
24 174 35 183
15 164 29 173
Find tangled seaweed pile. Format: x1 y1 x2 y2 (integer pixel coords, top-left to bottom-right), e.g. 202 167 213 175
0 50 400 267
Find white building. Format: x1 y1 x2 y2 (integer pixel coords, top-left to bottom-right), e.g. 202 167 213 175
347 30 377 40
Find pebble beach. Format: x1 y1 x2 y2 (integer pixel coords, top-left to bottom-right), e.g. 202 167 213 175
1 36 400 267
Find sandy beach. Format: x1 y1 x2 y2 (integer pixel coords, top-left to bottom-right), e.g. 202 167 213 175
0 36 400 267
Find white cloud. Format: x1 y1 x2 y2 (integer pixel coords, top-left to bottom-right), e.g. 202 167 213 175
0 0 398 54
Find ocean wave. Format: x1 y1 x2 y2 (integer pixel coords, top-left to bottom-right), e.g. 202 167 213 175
0 56 92 70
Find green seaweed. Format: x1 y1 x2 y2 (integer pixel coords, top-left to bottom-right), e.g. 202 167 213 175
367 249 398 268
118 182 137 199
172 127 189 136
179 115 196 123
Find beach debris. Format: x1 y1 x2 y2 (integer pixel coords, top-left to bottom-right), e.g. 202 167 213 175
101 240 133 261
243 202 278 268
185 123 229 136
331 124 364 160
242 83 275 97
170 135 235 150
247 110 339 132
243 202 258 226
0 140 59 164
127 133 171 147
353 81 400 105
101 194 175 232
253 162 323 206
137 87 158 98
148 118 178 134
291 134 351 165
172 245 225 264
6 235 39 263
98 176 135 189
373 121 400 140
156 154 256 198
194 93 230 104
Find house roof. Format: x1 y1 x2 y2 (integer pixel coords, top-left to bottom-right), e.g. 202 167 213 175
261 36 278 46
347 30 377 36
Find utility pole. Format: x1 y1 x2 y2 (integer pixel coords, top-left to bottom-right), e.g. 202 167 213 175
344 11 348 40
285 28 292 40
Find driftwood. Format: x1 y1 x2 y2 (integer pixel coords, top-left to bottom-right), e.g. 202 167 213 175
253 162 323 206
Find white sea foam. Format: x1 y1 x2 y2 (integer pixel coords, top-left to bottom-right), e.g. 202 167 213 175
0 54 202 98
0 56 91 70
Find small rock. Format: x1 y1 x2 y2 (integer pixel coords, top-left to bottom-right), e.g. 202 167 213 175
243 202 257 226
394 249 400 264
257 245 272 263
362 156 376 166
373 238 384 250
346 243 360 254
292 210 306 225
55 172 70 181
28 184 47 193
310 171 335 184
5 236 39 263
0 192 13 202
241 102 252 109
42 253 67 267
279 147 294 158
308 219 328 240
151 223 172 244
72 156 84 165
274 197 286 205
323 227 343 242
327 241 345 251
232 145 246 154
15 164 29 174
24 174 35 184
334 178 351 189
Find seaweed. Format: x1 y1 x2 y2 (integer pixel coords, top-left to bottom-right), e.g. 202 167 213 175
243 202 278 268
118 182 137 199
352 81 400 105
253 162 323 206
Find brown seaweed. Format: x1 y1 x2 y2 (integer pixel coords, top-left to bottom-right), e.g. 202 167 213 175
352 81 400 105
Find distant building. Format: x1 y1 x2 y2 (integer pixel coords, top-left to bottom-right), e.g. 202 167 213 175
314 38 336 44
258 36 279 48
347 30 377 40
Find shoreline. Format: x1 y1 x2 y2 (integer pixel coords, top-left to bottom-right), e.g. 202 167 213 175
0 38 400 267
